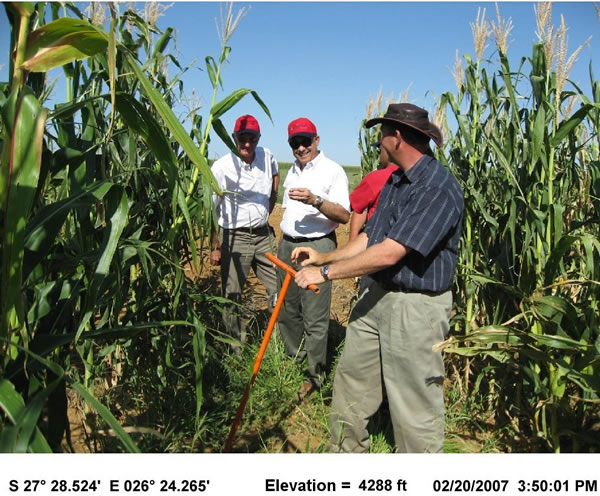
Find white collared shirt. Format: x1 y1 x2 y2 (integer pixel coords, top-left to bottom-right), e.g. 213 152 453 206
280 151 350 238
211 147 279 229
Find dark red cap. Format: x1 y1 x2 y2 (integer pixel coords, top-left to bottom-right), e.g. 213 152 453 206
288 117 317 139
234 114 260 135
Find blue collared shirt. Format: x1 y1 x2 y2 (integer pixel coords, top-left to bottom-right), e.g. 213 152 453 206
364 155 464 292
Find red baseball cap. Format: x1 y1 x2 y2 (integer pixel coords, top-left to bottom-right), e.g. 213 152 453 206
288 117 317 139
234 114 260 135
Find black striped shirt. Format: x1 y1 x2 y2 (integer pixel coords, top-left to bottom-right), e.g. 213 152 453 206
364 155 464 292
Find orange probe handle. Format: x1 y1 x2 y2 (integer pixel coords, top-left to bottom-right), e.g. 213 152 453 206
266 253 321 294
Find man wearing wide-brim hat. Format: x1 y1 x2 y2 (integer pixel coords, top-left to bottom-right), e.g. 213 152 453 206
293 103 464 453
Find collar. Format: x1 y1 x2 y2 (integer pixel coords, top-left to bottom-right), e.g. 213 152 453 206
236 146 261 168
391 154 432 185
293 151 323 173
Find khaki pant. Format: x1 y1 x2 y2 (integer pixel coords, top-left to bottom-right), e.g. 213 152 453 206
220 227 278 344
276 234 336 388
330 282 451 453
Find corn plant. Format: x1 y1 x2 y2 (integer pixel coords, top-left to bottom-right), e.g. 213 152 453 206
434 5 600 452
357 88 411 177
0 2 269 452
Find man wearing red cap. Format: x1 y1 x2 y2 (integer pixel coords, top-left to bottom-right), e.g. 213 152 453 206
210 115 279 351
292 103 464 453
277 117 350 400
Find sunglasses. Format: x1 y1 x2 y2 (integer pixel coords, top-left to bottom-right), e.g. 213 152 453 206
236 133 259 144
289 136 314 149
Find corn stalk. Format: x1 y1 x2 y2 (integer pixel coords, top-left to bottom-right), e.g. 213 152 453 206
436 12 600 452
1 2 269 453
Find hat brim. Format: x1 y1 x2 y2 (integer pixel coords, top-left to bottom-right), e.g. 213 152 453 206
365 117 443 147
234 129 260 136
288 132 316 140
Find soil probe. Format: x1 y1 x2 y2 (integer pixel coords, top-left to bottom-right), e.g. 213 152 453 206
223 253 320 452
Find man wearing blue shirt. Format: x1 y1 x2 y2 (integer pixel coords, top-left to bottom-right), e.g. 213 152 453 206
293 104 464 453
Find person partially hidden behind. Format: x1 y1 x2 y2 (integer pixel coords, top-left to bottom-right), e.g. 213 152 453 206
293 103 464 452
349 141 399 241
277 117 350 401
210 114 279 352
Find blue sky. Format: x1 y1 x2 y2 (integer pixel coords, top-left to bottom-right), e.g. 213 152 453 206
1 2 598 165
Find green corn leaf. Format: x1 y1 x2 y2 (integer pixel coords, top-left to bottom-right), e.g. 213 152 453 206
471 190 499 229
49 94 107 120
212 118 239 156
74 187 130 342
175 182 197 263
111 93 196 252
544 234 580 285
531 104 546 165
551 204 564 248
219 45 231 64
5 2 35 16
459 325 525 346
192 316 206 421
520 363 547 396
106 10 117 141
551 104 594 147
532 332 587 351
27 281 57 324
205 56 219 89
124 51 220 195
580 234 600 281
69 381 140 453
1 343 65 450
443 92 474 153
14 372 63 453
0 426 19 453
113 93 177 187
211 88 273 123
4 327 139 455
442 347 511 363
1 89 47 339
469 273 525 298
18 321 195 361
488 137 525 198
530 44 546 105
211 88 253 120
22 18 108 72
529 295 580 328
23 181 113 280
249 90 272 122
0 379 51 453
153 27 173 58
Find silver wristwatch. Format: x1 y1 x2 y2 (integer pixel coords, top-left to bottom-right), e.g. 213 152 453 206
320 265 330 281
314 195 324 208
